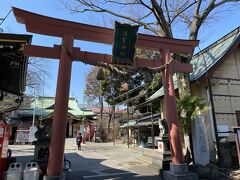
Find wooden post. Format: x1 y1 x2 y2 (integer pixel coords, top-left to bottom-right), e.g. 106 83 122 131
233 127 240 167
113 105 115 146
150 104 155 149
47 35 73 177
127 93 130 148
138 125 140 146
161 49 184 164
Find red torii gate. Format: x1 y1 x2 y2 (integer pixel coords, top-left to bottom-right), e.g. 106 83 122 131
12 7 198 179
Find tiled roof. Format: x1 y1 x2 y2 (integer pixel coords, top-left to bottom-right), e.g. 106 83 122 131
120 120 137 128
148 27 240 101
120 113 161 128
190 27 240 81
16 96 96 119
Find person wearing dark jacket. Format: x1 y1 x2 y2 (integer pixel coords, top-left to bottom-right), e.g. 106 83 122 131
76 133 82 150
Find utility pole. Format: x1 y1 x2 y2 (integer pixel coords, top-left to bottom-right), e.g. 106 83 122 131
113 105 115 146
82 93 85 144
150 104 155 149
32 90 36 127
127 92 129 149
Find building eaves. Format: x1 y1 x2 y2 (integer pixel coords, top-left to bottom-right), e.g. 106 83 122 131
190 27 240 81
148 27 240 101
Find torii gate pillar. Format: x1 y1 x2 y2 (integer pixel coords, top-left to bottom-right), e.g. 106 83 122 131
161 49 184 164
46 35 73 178
161 50 198 179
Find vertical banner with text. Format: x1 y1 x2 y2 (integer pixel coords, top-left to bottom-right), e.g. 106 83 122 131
112 21 139 65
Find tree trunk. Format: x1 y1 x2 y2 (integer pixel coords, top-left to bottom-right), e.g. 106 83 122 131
175 26 199 162
99 95 103 125
174 53 192 99
189 20 200 41
176 73 191 98
107 105 115 133
175 55 194 162
112 105 116 146
188 132 195 164
107 113 112 133
175 19 199 98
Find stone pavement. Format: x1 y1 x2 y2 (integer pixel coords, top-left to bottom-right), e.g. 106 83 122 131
9 138 162 179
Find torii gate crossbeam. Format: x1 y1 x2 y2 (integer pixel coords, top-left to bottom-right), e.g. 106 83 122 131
12 7 199 179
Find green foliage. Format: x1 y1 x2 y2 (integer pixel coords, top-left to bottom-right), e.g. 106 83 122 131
177 95 206 134
85 62 162 115
100 68 122 105
147 72 162 96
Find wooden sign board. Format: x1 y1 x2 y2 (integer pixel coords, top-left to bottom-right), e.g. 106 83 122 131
112 21 139 65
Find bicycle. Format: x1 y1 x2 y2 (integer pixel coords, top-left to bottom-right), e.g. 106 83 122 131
63 155 71 171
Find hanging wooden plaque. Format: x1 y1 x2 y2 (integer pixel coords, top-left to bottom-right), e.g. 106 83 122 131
112 21 139 65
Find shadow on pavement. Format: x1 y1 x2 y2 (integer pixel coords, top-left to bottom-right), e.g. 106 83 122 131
15 152 162 180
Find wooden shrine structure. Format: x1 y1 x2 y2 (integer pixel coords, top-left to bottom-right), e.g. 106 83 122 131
12 7 198 179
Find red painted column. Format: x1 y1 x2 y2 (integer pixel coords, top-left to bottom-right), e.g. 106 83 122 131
47 35 73 176
161 49 184 164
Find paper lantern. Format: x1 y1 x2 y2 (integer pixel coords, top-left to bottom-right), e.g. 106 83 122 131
96 68 105 81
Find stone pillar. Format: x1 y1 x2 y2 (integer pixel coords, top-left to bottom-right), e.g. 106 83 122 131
192 114 209 165
163 163 198 180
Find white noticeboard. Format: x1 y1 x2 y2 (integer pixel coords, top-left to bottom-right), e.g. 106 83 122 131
29 126 38 142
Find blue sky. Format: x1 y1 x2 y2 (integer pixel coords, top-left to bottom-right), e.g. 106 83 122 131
1 0 240 103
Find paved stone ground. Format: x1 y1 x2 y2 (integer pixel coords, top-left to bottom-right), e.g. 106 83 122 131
9 139 162 180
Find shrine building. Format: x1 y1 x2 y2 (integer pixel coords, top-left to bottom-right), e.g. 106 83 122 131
8 96 96 144
148 26 240 168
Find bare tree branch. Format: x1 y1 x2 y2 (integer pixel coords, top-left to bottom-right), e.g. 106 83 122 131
164 0 171 24
200 0 216 23
103 0 139 6
171 0 197 25
138 11 153 21
139 0 153 11
26 57 50 94
179 12 192 26
70 1 160 35
194 0 202 17
150 0 172 37
189 0 240 40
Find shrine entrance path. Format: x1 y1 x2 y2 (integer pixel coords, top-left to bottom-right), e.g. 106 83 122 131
10 139 161 180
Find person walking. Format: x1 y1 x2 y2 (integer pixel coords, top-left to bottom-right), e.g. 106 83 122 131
76 133 82 150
